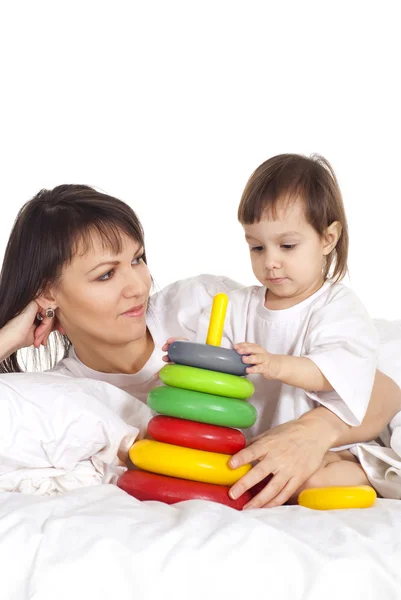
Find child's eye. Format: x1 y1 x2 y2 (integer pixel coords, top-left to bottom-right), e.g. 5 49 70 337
132 255 145 265
281 244 297 250
250 246 264 252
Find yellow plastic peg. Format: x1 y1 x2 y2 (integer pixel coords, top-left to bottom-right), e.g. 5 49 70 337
206 293 228 346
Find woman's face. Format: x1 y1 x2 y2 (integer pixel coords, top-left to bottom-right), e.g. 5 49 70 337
53 232 152 347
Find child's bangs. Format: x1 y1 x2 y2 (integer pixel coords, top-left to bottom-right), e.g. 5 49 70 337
239 177 307 224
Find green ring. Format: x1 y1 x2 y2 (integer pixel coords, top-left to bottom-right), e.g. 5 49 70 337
148 385 257 429
159 364 254 399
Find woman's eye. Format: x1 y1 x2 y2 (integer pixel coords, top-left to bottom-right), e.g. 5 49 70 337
250 246 264 252
97 255 144 281
98 270 114 281
281 244 297 250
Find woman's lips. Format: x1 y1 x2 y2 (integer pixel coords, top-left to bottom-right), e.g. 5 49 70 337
121 304 145 318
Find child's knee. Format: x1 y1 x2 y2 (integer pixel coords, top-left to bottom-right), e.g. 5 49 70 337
288 451 370 504
299 467 329 491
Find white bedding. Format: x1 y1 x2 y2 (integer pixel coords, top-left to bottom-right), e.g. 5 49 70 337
1 325 401 600
1 485 401 600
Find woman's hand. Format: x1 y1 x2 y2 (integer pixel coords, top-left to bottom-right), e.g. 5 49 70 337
33 310 61 348
1 301 41 354
229 415 335 509
1 302 60 361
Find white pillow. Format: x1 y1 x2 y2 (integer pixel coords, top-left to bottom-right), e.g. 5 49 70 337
0 372 152 494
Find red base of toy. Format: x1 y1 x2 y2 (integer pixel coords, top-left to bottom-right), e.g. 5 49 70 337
118 469 252 510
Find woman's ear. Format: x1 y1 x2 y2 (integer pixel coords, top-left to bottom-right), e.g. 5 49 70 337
322 221 342 256
35 288 57 312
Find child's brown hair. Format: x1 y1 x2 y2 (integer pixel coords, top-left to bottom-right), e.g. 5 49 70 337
238 153 349 282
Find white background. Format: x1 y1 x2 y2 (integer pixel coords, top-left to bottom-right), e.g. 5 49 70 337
0 1 400 318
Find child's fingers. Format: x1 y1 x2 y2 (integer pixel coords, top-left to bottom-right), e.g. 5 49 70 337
233 342 259 355
241 353 265 365
245 364 266 375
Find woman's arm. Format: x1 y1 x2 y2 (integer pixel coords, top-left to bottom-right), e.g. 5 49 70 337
0 301 41 361
301 369 401 447
0 329 18 362
228 369 401 508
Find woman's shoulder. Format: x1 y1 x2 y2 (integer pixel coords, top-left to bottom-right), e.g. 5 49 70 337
149 274 246 313
147 274 251 343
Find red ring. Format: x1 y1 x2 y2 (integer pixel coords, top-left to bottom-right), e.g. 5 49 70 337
118 470 252 510
148 415 246 454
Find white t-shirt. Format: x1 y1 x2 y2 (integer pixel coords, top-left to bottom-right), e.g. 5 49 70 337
52 274 378 437
195 280 379 438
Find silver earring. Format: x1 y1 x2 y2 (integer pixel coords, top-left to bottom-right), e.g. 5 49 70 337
45 308 56 319
36 313 44 321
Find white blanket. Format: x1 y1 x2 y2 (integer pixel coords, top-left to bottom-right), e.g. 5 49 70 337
1 485 400 600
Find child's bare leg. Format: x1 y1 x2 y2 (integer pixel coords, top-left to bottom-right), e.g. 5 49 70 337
287 450 370 504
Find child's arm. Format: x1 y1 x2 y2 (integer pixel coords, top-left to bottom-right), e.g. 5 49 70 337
236 289 379 428
234 342 333 392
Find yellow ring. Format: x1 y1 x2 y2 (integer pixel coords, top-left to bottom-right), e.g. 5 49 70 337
129 439 251 486
298 485 377 510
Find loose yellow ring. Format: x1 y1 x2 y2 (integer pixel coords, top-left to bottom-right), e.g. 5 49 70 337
298 485 377 510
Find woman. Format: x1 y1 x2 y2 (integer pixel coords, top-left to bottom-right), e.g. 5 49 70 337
1 184 400 507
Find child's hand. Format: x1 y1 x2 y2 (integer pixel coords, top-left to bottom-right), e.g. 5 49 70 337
234 342 282 380
161 337 189 363
227 419 328 509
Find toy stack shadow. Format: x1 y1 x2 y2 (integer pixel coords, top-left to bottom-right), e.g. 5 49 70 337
118 331 257 509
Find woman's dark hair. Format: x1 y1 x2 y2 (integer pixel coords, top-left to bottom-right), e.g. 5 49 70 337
0 184 147 373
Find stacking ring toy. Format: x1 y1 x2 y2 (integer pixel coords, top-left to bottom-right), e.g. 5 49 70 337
298 485 377 510
148 415 246 454
148 385 257 428
206 293 228 346
168 341 247 376
130 439 251 485
118 470 252 510
160 364 254 399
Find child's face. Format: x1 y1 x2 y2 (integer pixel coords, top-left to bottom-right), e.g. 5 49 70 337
243 198 333 306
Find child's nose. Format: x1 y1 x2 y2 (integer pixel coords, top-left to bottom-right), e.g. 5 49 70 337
264 250 281 271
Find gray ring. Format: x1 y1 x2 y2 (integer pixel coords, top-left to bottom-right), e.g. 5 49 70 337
168 341 249 376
